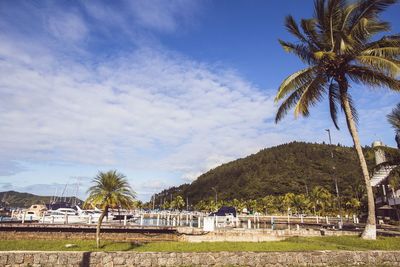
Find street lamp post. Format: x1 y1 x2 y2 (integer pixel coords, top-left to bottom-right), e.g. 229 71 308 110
325 129 341 211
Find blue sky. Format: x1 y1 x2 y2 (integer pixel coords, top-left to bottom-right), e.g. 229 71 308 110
0 0 399 201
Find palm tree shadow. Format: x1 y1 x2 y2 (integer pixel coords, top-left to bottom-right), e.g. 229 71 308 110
79 252 91 267
122 241 143 251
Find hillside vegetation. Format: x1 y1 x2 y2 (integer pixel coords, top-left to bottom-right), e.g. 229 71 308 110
0 191 80 208
153 142 375 208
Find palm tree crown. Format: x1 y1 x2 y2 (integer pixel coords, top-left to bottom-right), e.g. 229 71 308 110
85 170 136 209
387 103 400 148
275 0 400 127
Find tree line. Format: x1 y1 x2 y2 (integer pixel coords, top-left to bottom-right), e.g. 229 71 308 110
153 185 364 217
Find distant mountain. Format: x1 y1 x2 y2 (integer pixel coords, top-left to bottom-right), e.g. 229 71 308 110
0 190 81 208
152 142 376 206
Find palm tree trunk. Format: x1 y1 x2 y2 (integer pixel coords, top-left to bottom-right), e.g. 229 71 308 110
341 92 376 240
96 206 109 248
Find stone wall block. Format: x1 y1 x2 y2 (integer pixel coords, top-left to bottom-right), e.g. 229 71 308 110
0 254 8 265
66 252 82 265
47 254 58 264
101 254 113 265
112 255 126 265
157 256 168 266
140 257 152 267
56 253 67 265
23 253 34 265
102 262 113 267
191 254 201 265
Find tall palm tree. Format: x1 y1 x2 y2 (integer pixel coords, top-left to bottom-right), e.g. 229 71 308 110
387 103 400 148
275 0 400 239
85 170 136 248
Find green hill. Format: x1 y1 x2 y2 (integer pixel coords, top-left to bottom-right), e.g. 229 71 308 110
152 142 376 207
0 191 81 208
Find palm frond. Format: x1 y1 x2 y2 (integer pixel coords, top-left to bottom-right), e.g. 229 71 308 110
327 0 347 48
340 3 358 31
351 18 389 43
362 35 400 58
349 0 397 32
362 47 400 58
387 103 400 130
347 65 400 90
278 40 316 64
275 67 315 101
314 0 327 30
294 75 327 117
301 19 323 49
285 15 309 43
356 55 400 77
364 34 400 49
328 81 341 129
275 85 307 123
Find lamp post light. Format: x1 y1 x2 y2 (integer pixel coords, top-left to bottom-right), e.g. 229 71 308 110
325 129 341 212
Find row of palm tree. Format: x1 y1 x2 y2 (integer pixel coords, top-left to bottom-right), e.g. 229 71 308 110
275 0 400 239
160 196 186 210
193 186 362 216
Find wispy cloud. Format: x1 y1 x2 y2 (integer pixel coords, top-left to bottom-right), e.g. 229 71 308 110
128 0 203 33
47 12 88 43
0 42 275 176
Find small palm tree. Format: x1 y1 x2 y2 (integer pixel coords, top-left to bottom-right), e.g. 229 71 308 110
261 195 278 215
275 0 400 239
387 103 400 148
310 186 332 215
85 170 136 248
292 194 311 215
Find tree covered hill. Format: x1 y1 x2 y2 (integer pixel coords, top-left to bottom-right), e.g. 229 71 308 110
0 190 81 208
153 142 376 207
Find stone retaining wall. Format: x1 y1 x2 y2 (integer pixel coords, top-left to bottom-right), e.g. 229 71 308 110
1 251 400 266
0 232 177 242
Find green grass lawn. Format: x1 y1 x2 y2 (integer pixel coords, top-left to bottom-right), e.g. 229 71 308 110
0 236 400 252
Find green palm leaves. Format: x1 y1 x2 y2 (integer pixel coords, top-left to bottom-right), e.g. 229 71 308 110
85 170 136 210
388 103 400 130
387 103 400 148
275 0 400 128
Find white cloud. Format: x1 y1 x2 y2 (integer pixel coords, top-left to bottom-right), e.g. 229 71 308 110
47 12 88 43
128 0 202 33
0 38 279 181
